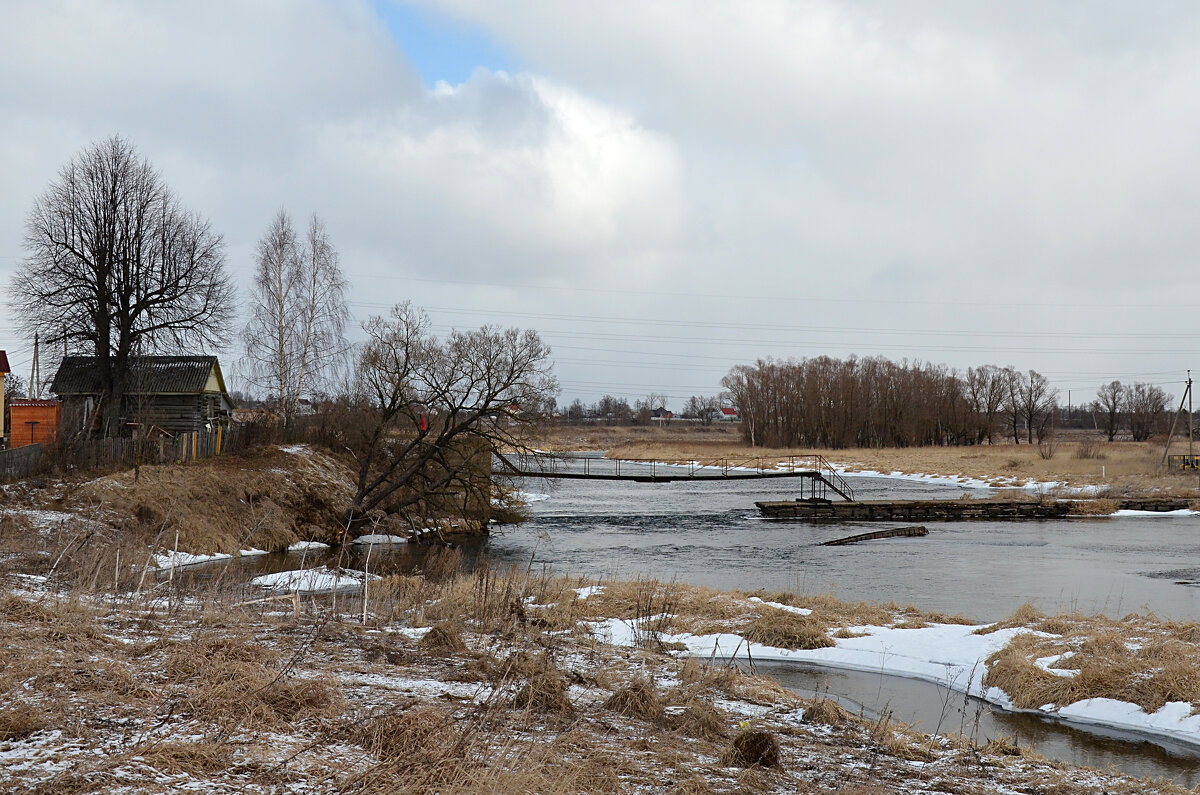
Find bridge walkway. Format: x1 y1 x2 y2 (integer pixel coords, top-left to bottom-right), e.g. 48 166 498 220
494 453 854 501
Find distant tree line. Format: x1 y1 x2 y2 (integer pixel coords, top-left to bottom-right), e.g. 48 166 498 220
721 356 1171 449
563 392 730 425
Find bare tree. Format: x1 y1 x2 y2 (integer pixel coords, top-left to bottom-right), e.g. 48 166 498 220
10 136 233 435
242 210 348 427
683 394 722 424
1092 380 1124 441
335 303 557 529
1017 369 1058 444
1125 382 1171 442
965 365 1007 444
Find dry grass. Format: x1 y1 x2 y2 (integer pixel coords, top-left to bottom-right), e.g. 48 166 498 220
68 445 357 558
802 697 855 726
740 610 834 651
1066 498 1120 516
722 729 782 769
666 699 728 740
165 634 343 729
1 564 1191 794
981 606 1200 713
0 704 48 741
603 677 665 722
531 424 1196 494
417 621 468 655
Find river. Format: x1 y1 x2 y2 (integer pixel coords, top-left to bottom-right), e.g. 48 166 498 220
479 459 1200 784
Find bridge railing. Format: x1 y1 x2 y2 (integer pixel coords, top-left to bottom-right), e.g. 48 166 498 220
495 451 855 499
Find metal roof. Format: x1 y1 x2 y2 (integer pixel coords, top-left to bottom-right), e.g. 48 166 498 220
50 356 227 396
0 350 9 374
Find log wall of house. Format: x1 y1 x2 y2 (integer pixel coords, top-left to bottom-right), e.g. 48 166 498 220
125 395 229 434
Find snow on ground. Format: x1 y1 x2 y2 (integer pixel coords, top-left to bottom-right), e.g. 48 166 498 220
590 615 1200 751
350 533 408 546
1112 508 1200 517
516 491 549 503
574 585 604 600
250 566 379 594
287 540 330 551
279 443 311 455
154 548 269 570
154 550 232 569
747 596 812 616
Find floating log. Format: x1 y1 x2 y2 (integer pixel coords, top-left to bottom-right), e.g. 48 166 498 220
822 526 928 546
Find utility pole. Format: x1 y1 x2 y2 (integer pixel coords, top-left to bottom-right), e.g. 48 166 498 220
1161 371 1195 468
1188 370 1195 486
29 333 39 400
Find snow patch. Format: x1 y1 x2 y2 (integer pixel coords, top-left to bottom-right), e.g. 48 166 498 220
351 534 408 546
1112 509 1200 518
251 566 379 594
587 615 1200 750
748 596 812 616
574 585 605 600
288 540 330 552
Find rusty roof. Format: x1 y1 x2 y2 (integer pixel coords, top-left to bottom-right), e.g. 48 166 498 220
49 356 227 396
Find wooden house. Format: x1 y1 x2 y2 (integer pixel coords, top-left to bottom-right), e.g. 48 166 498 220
49 356 234 436
8 400 61 447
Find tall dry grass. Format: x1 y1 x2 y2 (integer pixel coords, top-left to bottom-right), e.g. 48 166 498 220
980 605 1200 713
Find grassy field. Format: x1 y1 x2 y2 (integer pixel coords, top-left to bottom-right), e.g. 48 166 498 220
2 555 1192 793
531 423 1200 494
2 444 1199 792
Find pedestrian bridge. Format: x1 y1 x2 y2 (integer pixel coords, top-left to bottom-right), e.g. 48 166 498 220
494 452 854 502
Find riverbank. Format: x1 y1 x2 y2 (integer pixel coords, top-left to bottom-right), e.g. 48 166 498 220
1 560 1193 793
530 424 1200 495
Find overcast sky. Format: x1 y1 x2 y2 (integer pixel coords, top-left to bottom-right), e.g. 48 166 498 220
2 0 1197 408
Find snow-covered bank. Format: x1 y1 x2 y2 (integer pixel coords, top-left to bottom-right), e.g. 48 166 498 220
591 615 1200 753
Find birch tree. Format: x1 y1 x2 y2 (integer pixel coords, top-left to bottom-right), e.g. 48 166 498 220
242 210 348 426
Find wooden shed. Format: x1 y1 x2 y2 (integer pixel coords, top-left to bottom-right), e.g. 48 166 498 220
8 400 61 448
49 356 234 436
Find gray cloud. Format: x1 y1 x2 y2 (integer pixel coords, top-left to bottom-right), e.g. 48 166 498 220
1 0 1197 404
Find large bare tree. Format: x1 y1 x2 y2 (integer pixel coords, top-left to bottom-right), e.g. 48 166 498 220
242 210 348 427
1125 382 1171 442
332 303 557 530
1092 380 1124 441
10 136 233 435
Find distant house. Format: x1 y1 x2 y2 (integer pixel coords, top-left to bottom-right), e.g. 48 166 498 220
50 356 234 436
719 407 739 421
650 406 675 420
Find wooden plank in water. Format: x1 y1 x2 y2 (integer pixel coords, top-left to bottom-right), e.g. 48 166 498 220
822 526 928 546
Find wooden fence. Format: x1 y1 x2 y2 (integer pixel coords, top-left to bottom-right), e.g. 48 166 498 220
0 425 246 484
0 444 43 482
